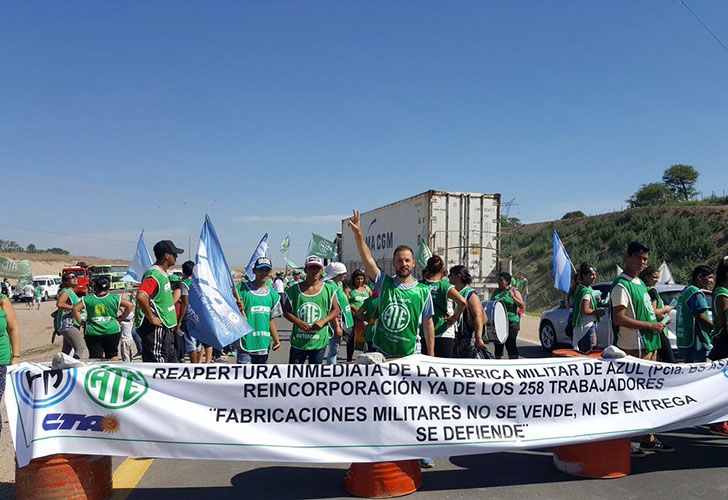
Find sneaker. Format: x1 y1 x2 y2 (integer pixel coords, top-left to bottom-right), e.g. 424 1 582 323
630 444 648 457
639 440 675 453
419 458 435 469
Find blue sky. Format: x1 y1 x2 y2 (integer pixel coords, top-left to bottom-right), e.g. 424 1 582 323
2 1 727 264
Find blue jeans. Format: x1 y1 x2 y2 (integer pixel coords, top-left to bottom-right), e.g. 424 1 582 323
289 346 326 364
237 351 269 364
325 335 341 365
575 324 596 354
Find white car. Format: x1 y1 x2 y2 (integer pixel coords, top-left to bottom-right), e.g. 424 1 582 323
32 275 62 301
538 282 687 351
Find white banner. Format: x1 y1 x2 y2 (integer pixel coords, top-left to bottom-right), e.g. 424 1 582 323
7 355 728 467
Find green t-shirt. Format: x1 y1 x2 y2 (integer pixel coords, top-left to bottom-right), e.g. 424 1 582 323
610 275 660 352
82 293 122 336
237 283 280 354
0 295 10 365
713 286 728 337
361 296 380 343
333 282 354 329
285 281 337 351
420 278 455 337
349 287 371 311
56 288 81 330
677 285 712 349
34 285 44 299
492 288 520 324
571 284 598 328
135 266 177 328
374 275 432 357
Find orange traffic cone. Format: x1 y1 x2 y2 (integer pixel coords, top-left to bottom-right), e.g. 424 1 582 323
344 460 422 498
553 437 631 479
16 454 113 500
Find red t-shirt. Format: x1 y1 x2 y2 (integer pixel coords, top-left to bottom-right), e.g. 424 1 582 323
139 277 159 298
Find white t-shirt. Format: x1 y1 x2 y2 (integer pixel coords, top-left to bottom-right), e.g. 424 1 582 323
610 274 642 351
273 278 285 294
119 311 134 340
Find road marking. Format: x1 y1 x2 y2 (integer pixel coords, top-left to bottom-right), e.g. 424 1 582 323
111 457 154 499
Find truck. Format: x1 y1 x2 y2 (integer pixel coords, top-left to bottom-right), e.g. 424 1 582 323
339 190 501 296
61 262 92 296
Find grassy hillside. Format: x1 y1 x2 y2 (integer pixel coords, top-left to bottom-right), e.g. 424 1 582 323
503 206 728 311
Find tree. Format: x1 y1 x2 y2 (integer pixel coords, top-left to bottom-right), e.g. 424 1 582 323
26 243 37 253
562 211 586 220
627 183 675 208
662 164 699 201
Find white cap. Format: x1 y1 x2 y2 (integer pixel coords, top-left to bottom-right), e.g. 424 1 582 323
304 255 324 268
324 262 347 280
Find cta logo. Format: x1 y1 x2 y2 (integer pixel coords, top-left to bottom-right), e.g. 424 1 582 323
15 367 77 409
42 413 121 434
84 365 148 410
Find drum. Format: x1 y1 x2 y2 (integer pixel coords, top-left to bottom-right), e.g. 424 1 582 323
482 300 508 343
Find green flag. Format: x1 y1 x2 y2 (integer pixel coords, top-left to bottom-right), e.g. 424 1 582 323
0 257 31 280
281 232 291 255
415 241 432 269
308 233 336 260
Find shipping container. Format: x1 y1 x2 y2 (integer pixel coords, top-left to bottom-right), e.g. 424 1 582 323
339 190 501 294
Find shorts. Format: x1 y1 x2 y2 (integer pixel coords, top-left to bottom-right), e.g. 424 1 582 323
85 333 121 359
184 332 203 353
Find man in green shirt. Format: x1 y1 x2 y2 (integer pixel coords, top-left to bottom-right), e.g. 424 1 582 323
676 265 715 363
347 210 435 358
236 257 282 364
136 240 184 363
283 255 341 364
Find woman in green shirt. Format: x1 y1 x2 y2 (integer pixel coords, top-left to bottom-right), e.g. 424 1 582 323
54 272 87 359
491 272 525 359
346 269 372 357
0 291 20 436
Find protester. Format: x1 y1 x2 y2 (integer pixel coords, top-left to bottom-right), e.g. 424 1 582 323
348 210 435 358
73 277 134 360
22 282 34 310
356 291 379 353
571 263 604 354
236 257 282 364
347 269 372 357
491 272 525 359
676 265 715 363
135 240 184 363
323 262 354 364
610 241 673 454
0 278 10 298
54 272 87 359
287 270 303 288
639 266 675 363
0 290 20 436
708 257 728 436
448 265 486 358
273 272 286 301
283 255 341 364
178 260 202 363
348 209 436 468
32 282 43 309
118 309 135 362
421 256 467 358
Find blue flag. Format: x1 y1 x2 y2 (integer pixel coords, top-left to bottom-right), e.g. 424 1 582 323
187 216 252 349
552 231 573 293
121 231 153 283
245 233 269 281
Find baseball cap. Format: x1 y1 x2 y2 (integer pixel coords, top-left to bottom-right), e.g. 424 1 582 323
304 255 324 268
324 262 347 280
153 240 184 258
254 257 273 270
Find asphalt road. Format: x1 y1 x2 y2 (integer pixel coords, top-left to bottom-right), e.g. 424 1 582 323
112 319 728 500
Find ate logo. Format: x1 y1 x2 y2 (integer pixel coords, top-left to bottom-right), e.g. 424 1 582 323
15 367 77 409
380 302 411 333
297 302 323 324
84 365 148 410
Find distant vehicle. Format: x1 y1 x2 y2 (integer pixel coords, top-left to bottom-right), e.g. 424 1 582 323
538 282 688 351
61 262 92 296
88 265 128 290
31 275 62 301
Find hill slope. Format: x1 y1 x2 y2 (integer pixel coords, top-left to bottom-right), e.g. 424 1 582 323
504 206 728 310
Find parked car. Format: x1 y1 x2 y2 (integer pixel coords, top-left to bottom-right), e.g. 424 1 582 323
538 282 689 351
31 275 62 301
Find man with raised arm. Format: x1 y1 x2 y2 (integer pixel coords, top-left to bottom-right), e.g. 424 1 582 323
347 210 435 357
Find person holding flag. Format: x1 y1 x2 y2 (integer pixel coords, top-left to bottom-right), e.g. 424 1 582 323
236 257 282 364
283 255 341 364
135 240 184 363
347 210 435 358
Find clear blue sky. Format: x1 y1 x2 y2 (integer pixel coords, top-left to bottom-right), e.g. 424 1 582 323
2 1 727 264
